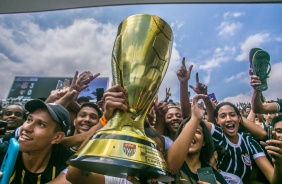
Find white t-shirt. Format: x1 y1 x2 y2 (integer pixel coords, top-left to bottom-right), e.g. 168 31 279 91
163 135 173 152
105 176 131 184
220 171 243 184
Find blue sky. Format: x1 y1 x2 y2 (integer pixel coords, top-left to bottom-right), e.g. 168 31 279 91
0 4 282 103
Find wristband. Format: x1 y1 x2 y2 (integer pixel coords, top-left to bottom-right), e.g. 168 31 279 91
100 115 108 126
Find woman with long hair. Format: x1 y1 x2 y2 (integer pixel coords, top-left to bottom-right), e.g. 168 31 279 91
204 101 280 183
166 95 227 184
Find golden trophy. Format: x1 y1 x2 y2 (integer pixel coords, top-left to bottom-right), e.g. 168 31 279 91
68 14 174 182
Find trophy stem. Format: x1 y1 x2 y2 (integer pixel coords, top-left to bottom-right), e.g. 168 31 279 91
101 110 146 136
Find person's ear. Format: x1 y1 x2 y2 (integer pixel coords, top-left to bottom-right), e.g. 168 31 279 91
73 118 78 126
214 151 218 160
51 132 65 144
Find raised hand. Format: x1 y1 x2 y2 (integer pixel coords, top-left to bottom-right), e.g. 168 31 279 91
154 95 168 115
211 98 219 108
191 94 207 121
249 69 262 90
189 72 208 95
69 71 100 100
164 88 171 102
102 84 129 120
176 57 193 84
260 138 282 167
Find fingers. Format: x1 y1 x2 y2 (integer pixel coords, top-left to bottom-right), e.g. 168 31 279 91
249 69 253 76
187 64 193 73
177 66 187 76
77 71 98 86
72 71 79 85
80 84 90 91
260 141 267 147
104 100 128 112
199 101 205 109
199 83 207 90
155 95 158 102
197 181 210 184
266 139 282 147
189 85 196 91
182 57 186 67
105 84 127 94
196 72 199 83
102 85 129 119
103 90 128 109
192 94 208 103
166 87 170 94
103 91 127 103
126 176 140 184
91 73 100 81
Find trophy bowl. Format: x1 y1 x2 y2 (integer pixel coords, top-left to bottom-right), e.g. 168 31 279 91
68 14 174 182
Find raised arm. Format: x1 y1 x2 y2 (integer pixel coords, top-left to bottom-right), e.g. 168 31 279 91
260 138 282 184
165 94 206 174
189 73 215 123
176 57 193 119
65 84 129 184
250 70 278 114
241 116 267 141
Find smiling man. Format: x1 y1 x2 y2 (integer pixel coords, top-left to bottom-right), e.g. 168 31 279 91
70 102 102 152
0 99 73 184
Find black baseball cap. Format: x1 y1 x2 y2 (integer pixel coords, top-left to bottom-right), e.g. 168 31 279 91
25 99 71 135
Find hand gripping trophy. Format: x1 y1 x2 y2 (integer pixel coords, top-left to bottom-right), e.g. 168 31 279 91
68 14 174 182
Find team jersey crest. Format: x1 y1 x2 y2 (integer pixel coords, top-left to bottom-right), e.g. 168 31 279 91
123 143 136 157
241 153 251 166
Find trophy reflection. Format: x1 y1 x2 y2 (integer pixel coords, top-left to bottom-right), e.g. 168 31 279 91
68 14 174 182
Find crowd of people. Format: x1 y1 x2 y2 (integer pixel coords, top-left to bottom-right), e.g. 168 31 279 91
0 52 281 184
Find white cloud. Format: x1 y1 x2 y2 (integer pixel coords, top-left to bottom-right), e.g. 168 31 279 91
218 21 242 36
222 93 252 104
223 12 245 19
224 72 246 83
274 36 282 42
0 18 117 99
0 16 185 103
199 45 236 70
158 43 182 102
236 33 270 62
263 62 282 100
171 20 185 30
203 70 211 85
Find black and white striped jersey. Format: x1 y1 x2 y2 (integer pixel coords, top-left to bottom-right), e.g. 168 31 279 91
211 124 266 180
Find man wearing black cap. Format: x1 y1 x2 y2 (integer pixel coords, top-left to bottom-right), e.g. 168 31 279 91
0 99 74 184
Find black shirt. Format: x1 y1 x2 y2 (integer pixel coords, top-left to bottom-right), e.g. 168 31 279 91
9 144 73 184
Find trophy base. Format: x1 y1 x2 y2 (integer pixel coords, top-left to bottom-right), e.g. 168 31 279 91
68 131 174 182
